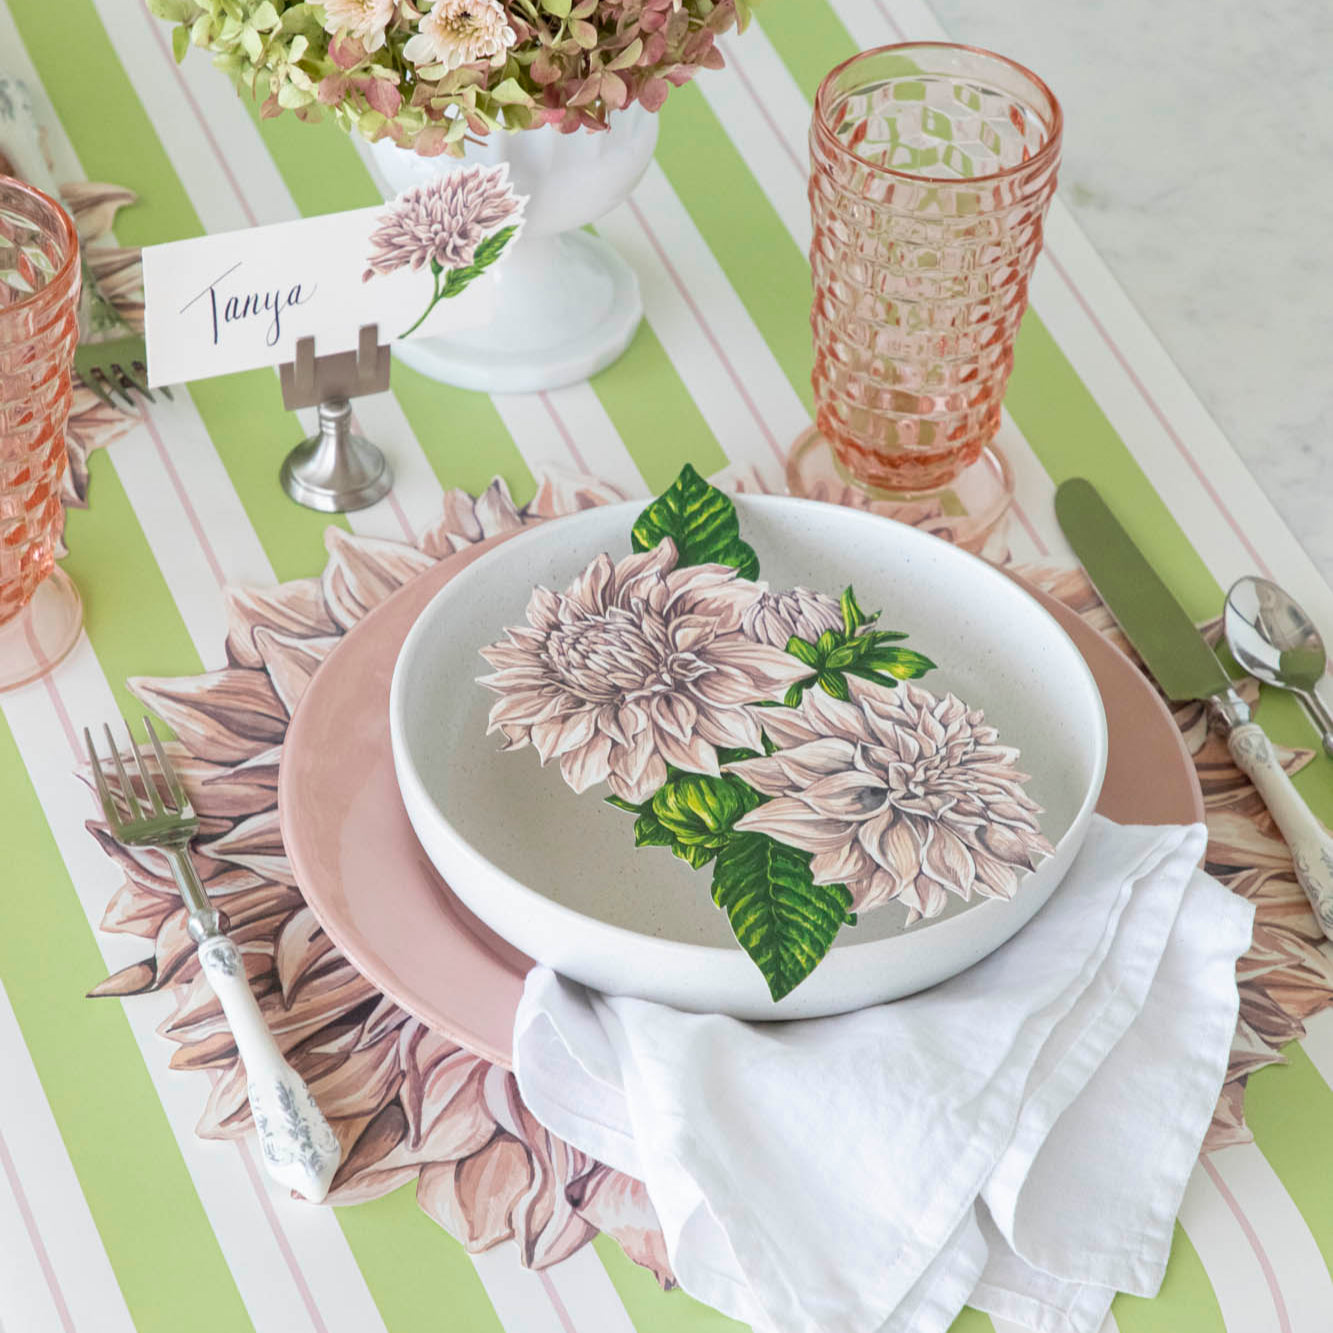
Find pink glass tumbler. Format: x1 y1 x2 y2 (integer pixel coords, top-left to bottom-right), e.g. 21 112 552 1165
0 177 83 691
789 44 1062 548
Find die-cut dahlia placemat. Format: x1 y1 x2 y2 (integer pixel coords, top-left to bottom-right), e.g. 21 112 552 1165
83 471 1333 1284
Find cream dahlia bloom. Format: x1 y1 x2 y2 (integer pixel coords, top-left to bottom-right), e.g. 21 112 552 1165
404 0 516 69
364 168 519 278
321 0 395 51
478 540 812 804
741 587 844 650
727 679 1053 922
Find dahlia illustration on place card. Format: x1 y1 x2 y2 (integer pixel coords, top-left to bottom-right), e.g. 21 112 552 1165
478 464 1051 1000
362 163 523 336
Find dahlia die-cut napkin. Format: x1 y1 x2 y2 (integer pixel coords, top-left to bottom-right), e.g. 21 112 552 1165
513 817 1254 1333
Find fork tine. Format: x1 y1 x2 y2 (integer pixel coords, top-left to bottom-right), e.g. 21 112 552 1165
96 366 136 409
125 360 157 405
78 367 122 412
143 716 191 815
103 722 143 820
126 719 165 815
83 727 122 830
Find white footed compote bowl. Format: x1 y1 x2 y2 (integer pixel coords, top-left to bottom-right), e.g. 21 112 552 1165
367 108 658 392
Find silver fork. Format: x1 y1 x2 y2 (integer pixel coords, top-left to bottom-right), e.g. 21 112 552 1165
86 717 340 1201
72 270 166 413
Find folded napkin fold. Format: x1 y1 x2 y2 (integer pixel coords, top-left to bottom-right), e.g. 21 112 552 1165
514 817 1255 1333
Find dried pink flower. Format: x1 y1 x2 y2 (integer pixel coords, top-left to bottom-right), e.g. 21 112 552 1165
728 679 1053 922
404 0 516 69
363 168 519 279
478 540 812 804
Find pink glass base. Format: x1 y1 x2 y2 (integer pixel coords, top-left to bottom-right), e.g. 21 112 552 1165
0 568 83 692
785 427 1014 557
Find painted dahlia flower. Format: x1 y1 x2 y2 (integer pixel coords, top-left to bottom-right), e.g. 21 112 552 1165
478 540 812 803
404 0 516 70
741 588 844 651
726 679 1053 922
363 168 519 278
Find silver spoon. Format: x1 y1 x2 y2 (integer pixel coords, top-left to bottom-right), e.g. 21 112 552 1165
1225 576 1333 758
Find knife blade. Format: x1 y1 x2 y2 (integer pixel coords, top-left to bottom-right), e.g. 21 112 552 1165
1053 477 1232 703
1055 475 1333 940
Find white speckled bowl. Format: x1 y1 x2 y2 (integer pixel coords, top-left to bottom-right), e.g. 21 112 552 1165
389 496 1107 1019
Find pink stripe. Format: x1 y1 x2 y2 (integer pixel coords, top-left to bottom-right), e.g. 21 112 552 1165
625 197 786 466
537 1270 580 1333
1011 499 1049 556
872 0 909 40
137 407 228 590
143 10 260 229
538 392 590 473
23 619 82 754
1200 1156 1292 1333
720 38 807 179
231 1130 330 1333
0 1122 76 1331
1042 250 1273 579
386 491 415 543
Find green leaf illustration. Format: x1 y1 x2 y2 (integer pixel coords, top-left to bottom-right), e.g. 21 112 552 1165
781 584 935 703
606 770 761 870
711 832 852 1001
631 463 759 579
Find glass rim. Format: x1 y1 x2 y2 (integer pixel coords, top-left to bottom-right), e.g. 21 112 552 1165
0 175 81 318
812 41 1064 186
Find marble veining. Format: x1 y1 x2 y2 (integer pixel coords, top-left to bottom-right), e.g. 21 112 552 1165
932 0 1333 582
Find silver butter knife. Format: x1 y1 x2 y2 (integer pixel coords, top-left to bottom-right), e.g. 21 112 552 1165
1056 477 1333 940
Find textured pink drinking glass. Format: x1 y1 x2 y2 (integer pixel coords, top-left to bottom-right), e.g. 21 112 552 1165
0 176 83 691
789 44 1061 541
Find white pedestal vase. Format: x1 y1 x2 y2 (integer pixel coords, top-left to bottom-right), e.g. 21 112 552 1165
366 107 658 393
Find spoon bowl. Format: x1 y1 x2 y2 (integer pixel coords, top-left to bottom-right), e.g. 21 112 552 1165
1225 576 1333 757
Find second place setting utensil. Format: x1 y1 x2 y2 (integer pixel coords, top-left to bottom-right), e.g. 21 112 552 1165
1056 478 1333 940
85 717 340 1201
1225 575 1333 758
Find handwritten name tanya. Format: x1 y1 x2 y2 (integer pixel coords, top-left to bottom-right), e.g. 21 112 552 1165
180 262 317 347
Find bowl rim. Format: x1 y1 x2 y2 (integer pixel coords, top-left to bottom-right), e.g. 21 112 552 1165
388 493 1109 967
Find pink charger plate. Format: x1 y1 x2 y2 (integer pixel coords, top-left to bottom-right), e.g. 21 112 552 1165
280 532 1204 1069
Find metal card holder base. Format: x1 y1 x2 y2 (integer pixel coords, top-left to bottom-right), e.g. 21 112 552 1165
278 324 393 513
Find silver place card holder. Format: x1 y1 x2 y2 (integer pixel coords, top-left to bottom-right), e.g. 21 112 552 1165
278 323 392 513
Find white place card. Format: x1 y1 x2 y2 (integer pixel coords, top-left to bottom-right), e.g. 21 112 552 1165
142 165 525 387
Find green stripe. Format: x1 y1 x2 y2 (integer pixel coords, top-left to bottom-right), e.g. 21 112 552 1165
653 83 814 413
753 3 859 103
594 1235 748 1331
335 1186 504 1333
586 317 728 490
1003 318 1220 621
391 362 536 502
1250 689 1333 821
1113 1224 1225 1333
1244 1044 1333 1275
947 1307 994 1332
245 91 383 217
60 450 203 717
187 373 351 583
9 0 200 245
0 715 251 1333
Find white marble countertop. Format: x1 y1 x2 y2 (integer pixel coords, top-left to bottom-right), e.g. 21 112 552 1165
934 0 1333 583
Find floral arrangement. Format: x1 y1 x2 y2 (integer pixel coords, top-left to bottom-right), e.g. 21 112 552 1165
479 466 1053 1000
149 0 749 156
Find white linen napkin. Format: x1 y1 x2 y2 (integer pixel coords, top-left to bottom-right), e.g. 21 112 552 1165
513 817 1255 1333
